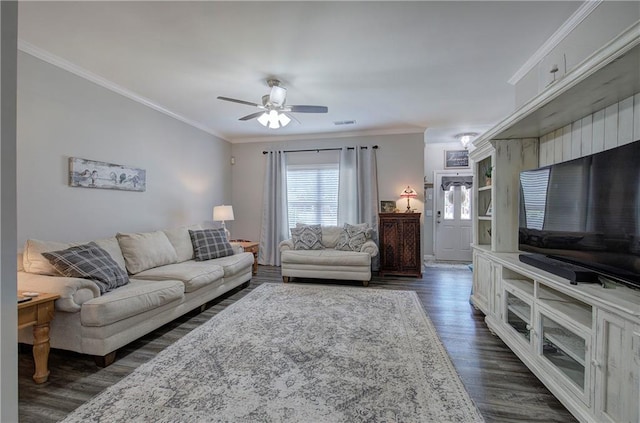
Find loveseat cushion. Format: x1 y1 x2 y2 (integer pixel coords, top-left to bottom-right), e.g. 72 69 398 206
23 237 127 276
80 279 184 327
281 249 371 266
164 224 202 263
42 242 129 294
319 225 342 248
134 261 224 293
189 228 234 260
116 231 179 274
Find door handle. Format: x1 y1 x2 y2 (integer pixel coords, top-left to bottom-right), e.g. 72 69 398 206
436 210 441 224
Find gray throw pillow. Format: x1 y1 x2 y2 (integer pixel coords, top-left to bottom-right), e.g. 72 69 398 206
189 228 235 261
335 223 371 252
291 224 324 250
42 242 130 294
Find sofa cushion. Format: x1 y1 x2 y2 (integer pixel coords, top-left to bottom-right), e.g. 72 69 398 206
189 228 234 261
117 231 179 274
164 224 202 263
206 252 255 278
23 237 127 276
281 249 371 266
42 242 129 294
80 279 184 327
335 223 372 252
134 261 225 293
291 224 324 250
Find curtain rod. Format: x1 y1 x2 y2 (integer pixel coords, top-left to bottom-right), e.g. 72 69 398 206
262 145 378 154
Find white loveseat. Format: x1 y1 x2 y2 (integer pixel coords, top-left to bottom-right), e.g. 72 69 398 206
279 224 379 286
17 224 254 366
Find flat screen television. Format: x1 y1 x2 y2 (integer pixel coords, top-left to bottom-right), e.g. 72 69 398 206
518 139 640 289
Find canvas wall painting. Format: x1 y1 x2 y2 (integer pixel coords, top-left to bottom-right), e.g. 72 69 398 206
69 157 146 192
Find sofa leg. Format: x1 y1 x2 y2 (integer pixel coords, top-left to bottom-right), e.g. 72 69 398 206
363 280 369 287
283 276 289 283
94 351 117 368
199 303 207 313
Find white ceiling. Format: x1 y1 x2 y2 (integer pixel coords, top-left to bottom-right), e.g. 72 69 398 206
17 1 583 144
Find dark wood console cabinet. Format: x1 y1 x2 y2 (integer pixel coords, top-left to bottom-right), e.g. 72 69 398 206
379 213 421 277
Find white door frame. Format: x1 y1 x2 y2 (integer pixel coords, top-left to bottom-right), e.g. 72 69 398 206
432 170 473 260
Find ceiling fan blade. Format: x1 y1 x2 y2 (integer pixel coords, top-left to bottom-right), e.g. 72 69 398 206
217 96 259 107
238 111 265 121
286 113 301 124
289 105 328 113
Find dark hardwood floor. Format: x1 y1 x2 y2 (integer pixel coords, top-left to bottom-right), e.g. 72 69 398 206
18 266 577 422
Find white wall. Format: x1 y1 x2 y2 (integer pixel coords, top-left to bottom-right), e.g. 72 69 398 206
230 133 424 248
1 3 18 421
539 93 640 166
17 53 232 247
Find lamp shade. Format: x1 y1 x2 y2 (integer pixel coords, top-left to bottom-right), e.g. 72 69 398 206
213 205 234 221
400 186 417 199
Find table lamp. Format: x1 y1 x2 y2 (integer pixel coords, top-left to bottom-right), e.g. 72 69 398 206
400 186 417 213
213 205 234 240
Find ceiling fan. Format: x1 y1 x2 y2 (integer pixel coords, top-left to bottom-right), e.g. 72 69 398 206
217 79 328 129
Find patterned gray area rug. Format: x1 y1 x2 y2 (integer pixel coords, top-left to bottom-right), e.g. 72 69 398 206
62 283 483 422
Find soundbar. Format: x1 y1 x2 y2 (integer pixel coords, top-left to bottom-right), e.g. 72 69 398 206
518 254 599 285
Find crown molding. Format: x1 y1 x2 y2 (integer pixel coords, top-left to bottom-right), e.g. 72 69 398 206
508 0 603 85
18 40 229 142
476 20 640 146
230 127 426 144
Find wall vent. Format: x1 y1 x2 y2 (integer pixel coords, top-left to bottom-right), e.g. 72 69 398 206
334 120 356 126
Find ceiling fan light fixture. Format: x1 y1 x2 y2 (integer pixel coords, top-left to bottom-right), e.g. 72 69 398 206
270 85 287 107
278 113 291 127
268 110 281 129
257 112 270 127
217 78 326 129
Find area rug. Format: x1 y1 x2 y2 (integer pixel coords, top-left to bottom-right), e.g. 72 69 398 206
62 283 483 422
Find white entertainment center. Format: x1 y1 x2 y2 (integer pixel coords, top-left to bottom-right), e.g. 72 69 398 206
469 18 640 423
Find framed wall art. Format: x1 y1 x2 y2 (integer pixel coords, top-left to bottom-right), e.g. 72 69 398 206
69 157 146 192
380 200 397 213
444 150 470 169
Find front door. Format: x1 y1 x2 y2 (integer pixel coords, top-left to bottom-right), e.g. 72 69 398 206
434 172 473 262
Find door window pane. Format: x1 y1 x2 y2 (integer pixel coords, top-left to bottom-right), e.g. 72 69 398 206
444 186 455 220
461 186 471 220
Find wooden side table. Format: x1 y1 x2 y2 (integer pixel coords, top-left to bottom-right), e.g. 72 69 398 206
18 292 59 383
231 240 259 275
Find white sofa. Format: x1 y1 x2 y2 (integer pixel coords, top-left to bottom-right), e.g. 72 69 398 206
17 224 254 366
279 224 378 286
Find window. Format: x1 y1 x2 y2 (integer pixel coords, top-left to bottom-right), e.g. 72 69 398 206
520 168 550 230
286 164 339 228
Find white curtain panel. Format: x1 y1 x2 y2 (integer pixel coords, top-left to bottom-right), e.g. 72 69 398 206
338 146 380 269
258 151 289 266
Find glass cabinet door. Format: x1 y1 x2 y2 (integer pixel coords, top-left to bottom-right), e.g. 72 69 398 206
540 313 587 393
505 291 532 344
